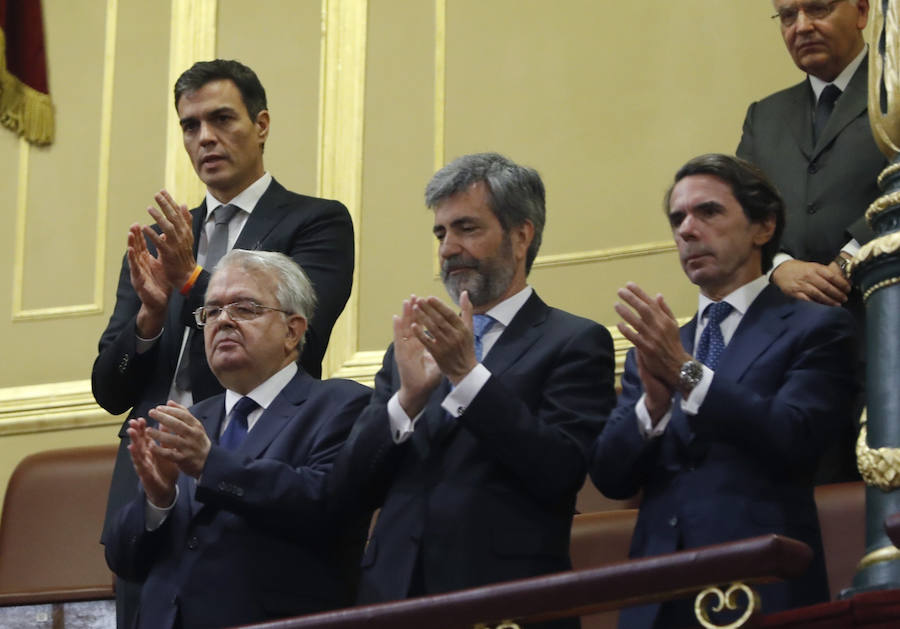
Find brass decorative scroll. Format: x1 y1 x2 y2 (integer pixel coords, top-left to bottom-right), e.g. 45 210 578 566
472 622 521 629
694 583 760 629
857 410 900 490
857 545 900 571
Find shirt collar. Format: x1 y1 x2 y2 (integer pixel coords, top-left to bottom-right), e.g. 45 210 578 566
482 285 533 328
697 274 768 321
224 361 297 416
809 44 867 100
205 171 272 218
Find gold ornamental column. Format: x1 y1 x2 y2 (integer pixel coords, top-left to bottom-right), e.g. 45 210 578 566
850 0 900 592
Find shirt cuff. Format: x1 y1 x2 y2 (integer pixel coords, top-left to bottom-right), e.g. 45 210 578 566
767 252 794 279
135 327 163 355
442 364 491 418
680 364 714 415
635 393 673 438
388 393 424 444
144 484 179 531
841 239 861 257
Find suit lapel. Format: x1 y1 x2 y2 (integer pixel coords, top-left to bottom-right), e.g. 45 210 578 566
231 370 310 460
813 56 868 158
480 292 549 377
191 200 207 257
784 80 815 159
715 285 791 384
233 179 290 251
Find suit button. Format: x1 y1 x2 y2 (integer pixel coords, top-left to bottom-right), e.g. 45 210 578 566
217 481 227 491
187 536 199 550
807 161 818 174
668 516 678 527
806 203 817 215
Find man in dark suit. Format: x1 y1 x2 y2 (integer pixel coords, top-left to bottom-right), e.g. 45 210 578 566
329 153 616 628
104 249 370 629
737 0 881 482
591 154 859 629
92 59 354 626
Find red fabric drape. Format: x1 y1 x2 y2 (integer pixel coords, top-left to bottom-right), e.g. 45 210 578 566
0 0 54 145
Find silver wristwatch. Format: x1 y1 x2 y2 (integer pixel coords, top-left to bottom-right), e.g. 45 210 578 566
678 359 703 392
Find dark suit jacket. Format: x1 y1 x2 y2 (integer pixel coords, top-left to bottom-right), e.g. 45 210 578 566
736 58 885 264
330 291 616 619
104 370 371 629
590 285 859 629
94 178 354 537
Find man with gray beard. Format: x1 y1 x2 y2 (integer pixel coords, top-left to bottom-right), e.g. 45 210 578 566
328 152 616 629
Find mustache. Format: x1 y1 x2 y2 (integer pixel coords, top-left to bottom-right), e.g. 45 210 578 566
441 255 480 278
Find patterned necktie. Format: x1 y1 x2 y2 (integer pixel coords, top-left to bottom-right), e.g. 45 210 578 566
694 301 733 370
174 204 240 391
473 314 496 362
219 396 258 451
813 84 841 144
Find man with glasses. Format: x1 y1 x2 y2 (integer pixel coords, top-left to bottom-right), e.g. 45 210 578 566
93 59 355 626
104 250 370 629
737 0 883 482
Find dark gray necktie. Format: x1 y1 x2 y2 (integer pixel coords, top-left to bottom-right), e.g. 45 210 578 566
694 301 733 371
174 204 240 390
813 84 841 144
219 396 258 450
205 204 239 270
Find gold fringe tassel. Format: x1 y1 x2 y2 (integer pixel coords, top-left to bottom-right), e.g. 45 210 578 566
0 26 55 146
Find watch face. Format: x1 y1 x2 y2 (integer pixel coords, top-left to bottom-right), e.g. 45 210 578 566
680 360 703 389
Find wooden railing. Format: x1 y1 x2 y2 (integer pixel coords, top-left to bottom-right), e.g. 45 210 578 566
242 534 812 629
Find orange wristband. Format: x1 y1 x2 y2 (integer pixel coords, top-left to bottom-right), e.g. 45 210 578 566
179 265 203 296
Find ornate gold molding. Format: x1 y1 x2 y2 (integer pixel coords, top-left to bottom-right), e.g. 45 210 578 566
694 583 759 629
864 191 900 225
856 411 900 490
857 545 900 571
0 381 122 436
164 0 217 204
318 0 368 378
868 1 900 160
532 241 677 270
11 0 118 321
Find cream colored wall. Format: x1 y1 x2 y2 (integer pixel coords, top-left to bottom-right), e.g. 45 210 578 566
0 1 817 510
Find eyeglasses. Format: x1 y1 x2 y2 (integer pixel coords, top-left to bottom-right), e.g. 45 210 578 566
193 300 289 327
771 0 845 27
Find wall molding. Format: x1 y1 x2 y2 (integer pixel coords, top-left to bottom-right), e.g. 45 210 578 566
164 0 217 204
318 0 368 378
11 0 118 321
0 381 122 436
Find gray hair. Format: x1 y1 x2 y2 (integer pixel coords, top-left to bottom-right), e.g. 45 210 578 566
425 152 546 273
213 249 317 323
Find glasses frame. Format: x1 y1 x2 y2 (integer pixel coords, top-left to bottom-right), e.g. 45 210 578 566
771 0 845 27
193 300 290 327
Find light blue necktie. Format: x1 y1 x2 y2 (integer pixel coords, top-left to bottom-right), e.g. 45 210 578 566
472 314 496 362
220 396 257 450
694 301 733 370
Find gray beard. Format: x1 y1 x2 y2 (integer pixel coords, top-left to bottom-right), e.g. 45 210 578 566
442 259 514 307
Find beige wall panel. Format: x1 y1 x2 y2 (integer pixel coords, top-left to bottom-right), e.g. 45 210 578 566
0 132 18 321
1 0 171 388
441 0 802 321
358 0 439 350
216 0 322 197
20 0 106 308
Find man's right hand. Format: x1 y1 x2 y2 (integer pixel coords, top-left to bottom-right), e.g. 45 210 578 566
127 418 178 508
770 259 850 306
394 296 442 418
127 224 171 338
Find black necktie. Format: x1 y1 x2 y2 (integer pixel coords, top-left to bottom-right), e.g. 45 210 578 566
694 301 733 371
220 396 258 450
813 84 841 144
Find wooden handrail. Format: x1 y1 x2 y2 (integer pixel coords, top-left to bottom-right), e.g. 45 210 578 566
242 534 812 629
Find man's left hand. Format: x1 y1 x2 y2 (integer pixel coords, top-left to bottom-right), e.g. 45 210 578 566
411 291 477 386
615 282 690 388
146 401 211 478
143 190 198 290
